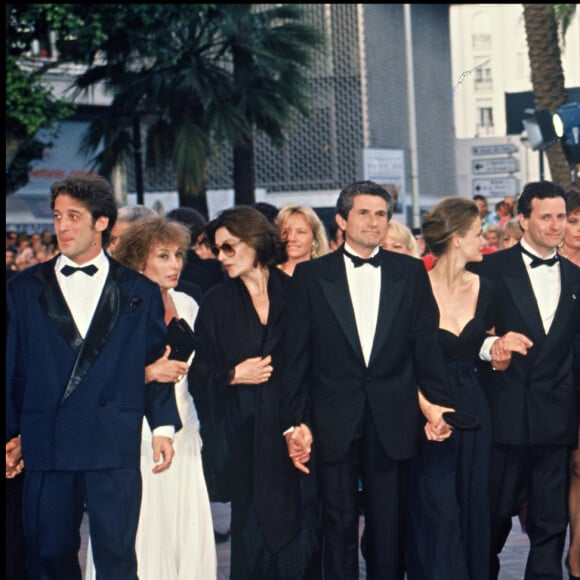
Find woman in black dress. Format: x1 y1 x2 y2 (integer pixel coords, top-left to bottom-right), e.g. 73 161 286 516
407 197 494 580
190 206 320 580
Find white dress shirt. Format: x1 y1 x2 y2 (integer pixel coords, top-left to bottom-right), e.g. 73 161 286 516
480 239 561 361
56 252 109 338
343 242 381 366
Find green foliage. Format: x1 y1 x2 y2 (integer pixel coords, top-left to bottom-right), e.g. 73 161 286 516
552 4 577 46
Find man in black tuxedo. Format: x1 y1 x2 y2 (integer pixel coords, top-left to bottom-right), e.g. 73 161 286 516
280 180 455 579
469 180 580 579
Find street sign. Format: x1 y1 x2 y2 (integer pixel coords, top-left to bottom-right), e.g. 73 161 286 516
471 144 519 156
472 177 519 198
472 157 519 175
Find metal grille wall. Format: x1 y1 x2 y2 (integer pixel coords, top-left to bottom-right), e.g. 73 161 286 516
125 4 366 195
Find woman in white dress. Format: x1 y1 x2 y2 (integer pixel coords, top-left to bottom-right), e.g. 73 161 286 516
86 216 217 580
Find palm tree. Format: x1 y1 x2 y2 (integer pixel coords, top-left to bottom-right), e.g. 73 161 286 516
216 4 323 205
522 4 576 188
71 5 247 213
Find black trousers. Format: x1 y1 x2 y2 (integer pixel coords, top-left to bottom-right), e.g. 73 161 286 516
317 409 408 580
489 443 570 580
6 472 28 580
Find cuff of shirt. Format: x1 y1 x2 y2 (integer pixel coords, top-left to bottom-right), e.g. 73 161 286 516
479 335 499 362
152 426 175 440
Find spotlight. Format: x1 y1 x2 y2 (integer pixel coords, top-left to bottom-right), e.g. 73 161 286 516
552 102 580 165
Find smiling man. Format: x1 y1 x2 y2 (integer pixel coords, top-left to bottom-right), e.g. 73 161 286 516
469 180 580 580
280 180 456 579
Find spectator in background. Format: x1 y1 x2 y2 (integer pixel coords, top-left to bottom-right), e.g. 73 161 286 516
276 204 330 276
251 201 279 224
473 194 498 229
483 224 502 252
501 218 523 249
327 221 345 251
381 220 420 258
107 204 157 258
495 201 513 228
166 207 225 296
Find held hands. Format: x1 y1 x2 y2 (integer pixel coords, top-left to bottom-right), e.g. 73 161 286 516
490 331 533 371
6 437 24 479
285 423 313 474
230 355 273 385
418 391 454 442
145 345 189 383
151 436 175 474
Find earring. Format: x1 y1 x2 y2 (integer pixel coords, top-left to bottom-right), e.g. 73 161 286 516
311 239 320 258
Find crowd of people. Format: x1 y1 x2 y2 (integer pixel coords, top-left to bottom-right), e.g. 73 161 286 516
5 174 580 580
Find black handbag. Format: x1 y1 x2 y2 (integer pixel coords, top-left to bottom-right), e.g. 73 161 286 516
166 317 196 362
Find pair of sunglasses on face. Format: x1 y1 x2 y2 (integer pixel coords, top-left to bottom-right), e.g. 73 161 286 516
211 239 243 257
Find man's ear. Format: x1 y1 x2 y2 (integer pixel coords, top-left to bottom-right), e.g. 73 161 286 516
95 216 109 233
335 213 346 232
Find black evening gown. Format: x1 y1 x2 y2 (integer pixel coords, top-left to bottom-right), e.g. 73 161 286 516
407 277 493 580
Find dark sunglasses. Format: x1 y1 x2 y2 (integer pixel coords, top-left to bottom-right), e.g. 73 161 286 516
211 239 243 257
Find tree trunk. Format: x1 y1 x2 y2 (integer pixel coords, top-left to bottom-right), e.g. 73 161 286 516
179 189 209 221
522 4 572 189
233 139 256 206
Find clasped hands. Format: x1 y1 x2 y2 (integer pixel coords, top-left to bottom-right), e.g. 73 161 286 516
490 331 533 371
285 424 313 474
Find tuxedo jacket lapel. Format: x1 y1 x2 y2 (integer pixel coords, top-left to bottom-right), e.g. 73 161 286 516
59 276 121 405
38 257 123 404
504 250 546 344
368 252 405 366
319 252 365 362
38 262 83 352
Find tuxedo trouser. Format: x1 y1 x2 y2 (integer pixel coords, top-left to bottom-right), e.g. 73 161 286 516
318 412 408 580
23 469 141 580
6 472 28 580
489 444 570 580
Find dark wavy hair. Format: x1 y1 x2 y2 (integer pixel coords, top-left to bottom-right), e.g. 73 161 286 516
49 174 118 245
206 206 287 267
517 180 566 218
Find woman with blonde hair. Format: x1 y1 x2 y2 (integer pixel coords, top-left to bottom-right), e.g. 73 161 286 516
381 219 420 257
276 204 329 276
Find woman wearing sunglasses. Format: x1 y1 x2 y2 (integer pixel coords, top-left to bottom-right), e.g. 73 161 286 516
189 206 321 580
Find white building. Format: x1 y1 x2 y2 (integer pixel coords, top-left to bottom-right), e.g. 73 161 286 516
450 4 580 199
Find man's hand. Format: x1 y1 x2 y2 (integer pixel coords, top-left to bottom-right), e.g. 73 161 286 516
284 423 313 474
418 391 453 442
151 436 175 474
6 437 24 479
490 331 533 371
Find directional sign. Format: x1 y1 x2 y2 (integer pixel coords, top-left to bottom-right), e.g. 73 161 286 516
471 144 519 156
472 177 519 197
472 157 519 175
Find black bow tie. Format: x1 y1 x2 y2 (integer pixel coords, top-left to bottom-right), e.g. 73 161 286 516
343 248 381 268
519 245 559 268
61 264 99 277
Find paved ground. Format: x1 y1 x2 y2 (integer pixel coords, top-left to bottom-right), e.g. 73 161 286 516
79 502 570 579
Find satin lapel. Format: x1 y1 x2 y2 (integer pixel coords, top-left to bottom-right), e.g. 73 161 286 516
368 252 405 366
532 259 579 369
319 253 364 361
38 259 83 351
504 250 545 343
59 265 121 405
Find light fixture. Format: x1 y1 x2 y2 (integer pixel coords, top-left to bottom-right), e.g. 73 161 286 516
552 102 580 166
522 109 557 151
